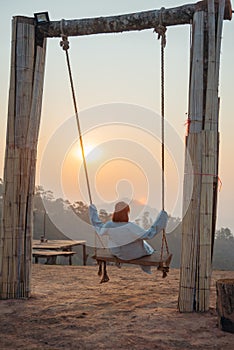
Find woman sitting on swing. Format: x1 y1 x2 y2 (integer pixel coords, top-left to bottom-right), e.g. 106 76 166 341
89 201 168 274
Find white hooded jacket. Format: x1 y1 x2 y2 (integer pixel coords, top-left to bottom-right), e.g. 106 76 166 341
89 205 168 273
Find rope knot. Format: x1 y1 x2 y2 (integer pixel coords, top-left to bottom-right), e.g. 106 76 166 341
154 24 167 48
60 35 69 51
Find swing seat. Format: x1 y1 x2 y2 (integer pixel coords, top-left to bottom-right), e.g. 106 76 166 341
93 249 172 266
92 249 172 282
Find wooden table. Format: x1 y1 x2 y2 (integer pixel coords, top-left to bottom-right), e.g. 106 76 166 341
32 240 87 265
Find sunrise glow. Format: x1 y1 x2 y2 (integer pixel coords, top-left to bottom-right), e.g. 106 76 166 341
74 142 102 163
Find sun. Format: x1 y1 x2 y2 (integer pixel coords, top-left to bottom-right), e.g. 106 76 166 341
138 197 147 205
73 142 102 162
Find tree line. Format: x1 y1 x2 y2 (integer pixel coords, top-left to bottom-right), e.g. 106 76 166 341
0 180 233 270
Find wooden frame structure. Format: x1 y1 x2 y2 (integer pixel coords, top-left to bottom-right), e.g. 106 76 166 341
0 1 232 312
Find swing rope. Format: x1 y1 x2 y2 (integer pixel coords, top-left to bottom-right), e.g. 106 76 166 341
59 23 105 252
154 10 170 259
60 32 92 205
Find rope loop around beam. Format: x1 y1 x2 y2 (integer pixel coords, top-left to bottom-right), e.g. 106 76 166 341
60 19 70 50
154 7 167 48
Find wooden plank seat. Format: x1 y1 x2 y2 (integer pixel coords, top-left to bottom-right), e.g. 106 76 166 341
93 249 172 283
33 250 76 265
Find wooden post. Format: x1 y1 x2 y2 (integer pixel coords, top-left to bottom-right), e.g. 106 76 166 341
178 0 226 312
216 279 234 333
178 10 205 312
0 16 46 299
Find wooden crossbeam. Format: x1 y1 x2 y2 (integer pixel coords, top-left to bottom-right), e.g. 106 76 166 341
36 0 232 38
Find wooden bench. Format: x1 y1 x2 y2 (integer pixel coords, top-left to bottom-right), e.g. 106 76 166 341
32 240 87 265
33 250 76 265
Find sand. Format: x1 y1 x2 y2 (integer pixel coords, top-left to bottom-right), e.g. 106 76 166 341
0 265 233 349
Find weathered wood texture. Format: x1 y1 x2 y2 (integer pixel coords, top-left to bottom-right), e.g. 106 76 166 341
0 0 232 300
178 10 205 312
178 0 226 312
36 0 232 38
94 249 172 267
0 17 46 299
216 279 234 333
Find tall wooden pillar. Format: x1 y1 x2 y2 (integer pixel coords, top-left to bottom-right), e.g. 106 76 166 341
178 0 225 312
0 16 46 299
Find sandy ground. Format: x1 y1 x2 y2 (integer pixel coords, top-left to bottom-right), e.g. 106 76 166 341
0 265 233 350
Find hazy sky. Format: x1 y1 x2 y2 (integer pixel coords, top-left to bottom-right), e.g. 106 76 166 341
0 1 233 231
